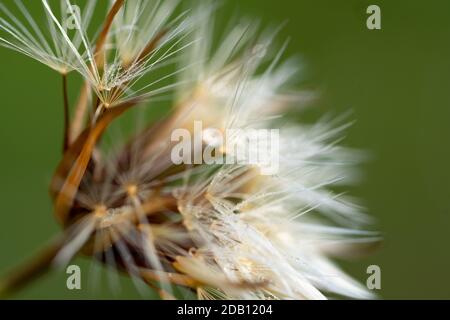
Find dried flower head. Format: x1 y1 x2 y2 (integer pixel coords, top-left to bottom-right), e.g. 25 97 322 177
0 0 379 300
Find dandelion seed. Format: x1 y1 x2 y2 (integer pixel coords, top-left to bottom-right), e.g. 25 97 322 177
0 0 97 74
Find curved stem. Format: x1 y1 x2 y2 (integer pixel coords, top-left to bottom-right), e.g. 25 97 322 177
94 0 124 66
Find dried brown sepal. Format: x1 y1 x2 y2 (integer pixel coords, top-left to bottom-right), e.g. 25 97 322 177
54 100 139 226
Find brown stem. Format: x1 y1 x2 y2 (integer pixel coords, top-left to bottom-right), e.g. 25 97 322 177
0 236 67 298
94 0 124 66
70 82 89 145
135 29 168 64
62 74 70 152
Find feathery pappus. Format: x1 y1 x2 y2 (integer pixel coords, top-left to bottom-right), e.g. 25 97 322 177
0 0 379 300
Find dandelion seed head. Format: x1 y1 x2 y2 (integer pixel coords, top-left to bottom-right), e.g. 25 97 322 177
1 1 378 300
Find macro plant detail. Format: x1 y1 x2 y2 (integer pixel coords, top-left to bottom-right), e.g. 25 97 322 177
0 0 379 300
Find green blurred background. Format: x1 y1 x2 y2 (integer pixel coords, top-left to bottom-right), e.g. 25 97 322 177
0 0 449 299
